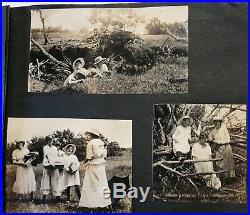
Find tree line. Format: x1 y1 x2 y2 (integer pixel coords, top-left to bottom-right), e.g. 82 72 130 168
6 129 122 164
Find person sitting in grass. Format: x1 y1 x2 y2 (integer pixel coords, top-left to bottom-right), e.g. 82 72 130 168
64 58 89 86
63 144 81 202
192 133 221 190
94 56 110 77
12 141 37 201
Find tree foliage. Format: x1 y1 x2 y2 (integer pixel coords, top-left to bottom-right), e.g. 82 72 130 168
6 129 122 164
89 9 145 32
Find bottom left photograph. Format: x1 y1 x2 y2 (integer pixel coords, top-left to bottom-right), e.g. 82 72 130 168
4 118 132 212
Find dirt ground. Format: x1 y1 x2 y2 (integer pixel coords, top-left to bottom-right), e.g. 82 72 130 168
5 150 132 212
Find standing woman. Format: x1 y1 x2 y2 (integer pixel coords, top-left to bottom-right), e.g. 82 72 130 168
79 129 111 209
208 117 236 184
172 116 192 159
12 141 37 200
40 136 60 202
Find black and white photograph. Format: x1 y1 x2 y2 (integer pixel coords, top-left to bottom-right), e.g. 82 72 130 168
153 104 247 203
5 118 132 212
29 6 188 94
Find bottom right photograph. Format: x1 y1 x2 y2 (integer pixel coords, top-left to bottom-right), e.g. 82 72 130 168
153 104 247 203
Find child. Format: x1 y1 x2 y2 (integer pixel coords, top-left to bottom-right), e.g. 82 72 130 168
192 133 221 190
63 58 89 86
64 144 81 201
12 141 37 200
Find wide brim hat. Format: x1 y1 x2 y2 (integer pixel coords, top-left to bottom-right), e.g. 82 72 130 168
179 115 193 125
213 116 223 122
64 144 76 154
73 58 85 70
94 56 106 65
15 140 25 146
85 128 101 137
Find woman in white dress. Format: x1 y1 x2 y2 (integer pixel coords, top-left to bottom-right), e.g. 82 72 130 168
172 116 192 159
12 141 37 200
208 117 235 183
192 133 221 190
64 58 90 86
64 144 81 201
79 129 111 209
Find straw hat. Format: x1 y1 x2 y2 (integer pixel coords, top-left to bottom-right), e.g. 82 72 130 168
64 144 76 154
72 58 85 70
213 116 223 122
85 128 101 137
94 56 106 65
179 115 193 125
15 140 25 146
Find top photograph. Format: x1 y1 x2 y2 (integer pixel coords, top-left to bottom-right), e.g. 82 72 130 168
28 5 188 94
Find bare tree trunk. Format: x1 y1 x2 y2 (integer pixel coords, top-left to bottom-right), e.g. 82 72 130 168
38 10 49 45
31 38 70 70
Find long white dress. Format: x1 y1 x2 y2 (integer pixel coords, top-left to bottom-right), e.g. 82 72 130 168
172 125 191 154
64 154 80 188
192 143 221 189
208 125 235 178
40 145 60 196
12 148 37 194
57 149 66 195
79 139 111 208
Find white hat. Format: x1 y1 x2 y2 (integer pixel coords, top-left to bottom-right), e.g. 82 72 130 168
72 58 85 70
213 116 223 122
94 56 106 65
64 144 76 154
85 128 101 137
179 115 193 125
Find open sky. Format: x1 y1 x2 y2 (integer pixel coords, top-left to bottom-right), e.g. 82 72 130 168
7 118 132 148
31 6 188 34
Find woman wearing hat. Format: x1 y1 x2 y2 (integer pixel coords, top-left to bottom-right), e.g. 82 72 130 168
208 117 235 183
79 129 111 209
172 116 192 159
12 141 37 200
63 58 89 87
64 144 81 201
94 56 110 77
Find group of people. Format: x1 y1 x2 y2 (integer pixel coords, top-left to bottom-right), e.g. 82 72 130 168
12 129 112 209
63 56 110 87
172 115 235 189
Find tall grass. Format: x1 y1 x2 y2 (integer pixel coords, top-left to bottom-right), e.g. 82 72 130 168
5 150 132 212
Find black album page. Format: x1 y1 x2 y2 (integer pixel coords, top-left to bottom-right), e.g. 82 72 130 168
3 2 247 213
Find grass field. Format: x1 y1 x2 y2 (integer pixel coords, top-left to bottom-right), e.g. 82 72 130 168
29 32 188 94
30 57 188 94
5 149 132 212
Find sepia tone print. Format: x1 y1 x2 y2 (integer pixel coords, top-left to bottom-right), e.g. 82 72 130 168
29 6 188 94
153 104 247 203
5 118 132 212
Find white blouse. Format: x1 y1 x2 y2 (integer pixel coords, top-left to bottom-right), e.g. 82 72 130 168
12 148 29 164
209 125 230 144
172 125 192 154
42 145 58 166
86 139 107 165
